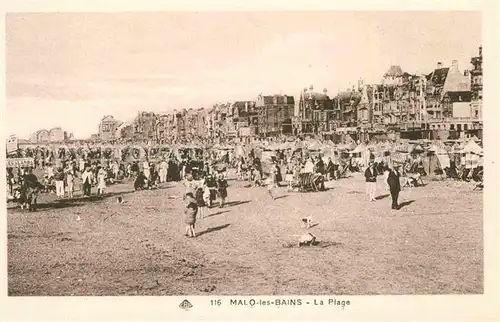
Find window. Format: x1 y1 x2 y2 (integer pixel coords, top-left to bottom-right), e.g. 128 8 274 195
475 110 479 117
464 124 468 131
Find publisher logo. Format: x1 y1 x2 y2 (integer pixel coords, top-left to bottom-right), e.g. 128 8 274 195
179 299 193 311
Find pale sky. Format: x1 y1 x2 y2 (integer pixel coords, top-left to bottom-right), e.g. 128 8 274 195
6 12 481 139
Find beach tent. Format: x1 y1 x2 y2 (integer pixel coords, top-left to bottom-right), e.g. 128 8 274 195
462 140 483 155
425 144 451 175
391 140 410 166
461 140 483 169
350 143 371 169
306 139 323 151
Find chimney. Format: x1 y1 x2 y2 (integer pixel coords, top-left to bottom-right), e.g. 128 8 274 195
437 62 443 69
452 60 458 69
479 45 482 57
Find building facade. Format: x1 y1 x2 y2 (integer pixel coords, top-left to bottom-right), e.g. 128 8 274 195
132 111 158 141
231 101 259 137
256 94 295 137
297 86 333 135
30 127 71 143
99 115 123 141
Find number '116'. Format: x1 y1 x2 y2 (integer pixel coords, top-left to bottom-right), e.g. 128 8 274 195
211 299 222 306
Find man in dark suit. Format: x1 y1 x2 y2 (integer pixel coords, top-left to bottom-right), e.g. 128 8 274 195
386 165 401 210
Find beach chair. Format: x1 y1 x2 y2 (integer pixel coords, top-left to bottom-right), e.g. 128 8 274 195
402 172 425 187
298 173 325 192
337 164 350 179
298 173 315 192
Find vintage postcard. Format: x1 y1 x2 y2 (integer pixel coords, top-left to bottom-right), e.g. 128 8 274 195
1 1 499 321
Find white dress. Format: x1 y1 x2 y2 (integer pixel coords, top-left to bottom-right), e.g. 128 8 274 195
97 172 107 189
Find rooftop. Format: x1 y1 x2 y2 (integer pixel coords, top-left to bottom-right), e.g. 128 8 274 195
385 65 404 77
426 67 450 85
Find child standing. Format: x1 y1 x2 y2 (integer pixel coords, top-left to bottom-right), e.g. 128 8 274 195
65 168 74 198
265 175 275 200
184 192 198 238
97 167 107 196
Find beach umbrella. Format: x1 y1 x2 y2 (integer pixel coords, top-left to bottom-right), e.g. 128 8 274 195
462 140 483 154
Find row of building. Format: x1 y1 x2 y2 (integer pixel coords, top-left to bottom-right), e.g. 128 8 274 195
29 127 74 143
29 46 483 143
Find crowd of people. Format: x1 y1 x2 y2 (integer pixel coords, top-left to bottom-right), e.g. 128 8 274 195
6 136 483 238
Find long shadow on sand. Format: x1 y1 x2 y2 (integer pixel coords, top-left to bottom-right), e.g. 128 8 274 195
375 194 390 200
63 190 136 204
398 200 415 209
15 190 138 212
196 224 231 237
35 201 85 211
155 185 174 190
222 200 251 208
274 195 288 200
206 210 230 218
8 201 84 212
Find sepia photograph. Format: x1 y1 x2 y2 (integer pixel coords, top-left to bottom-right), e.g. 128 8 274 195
4 10 486 301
